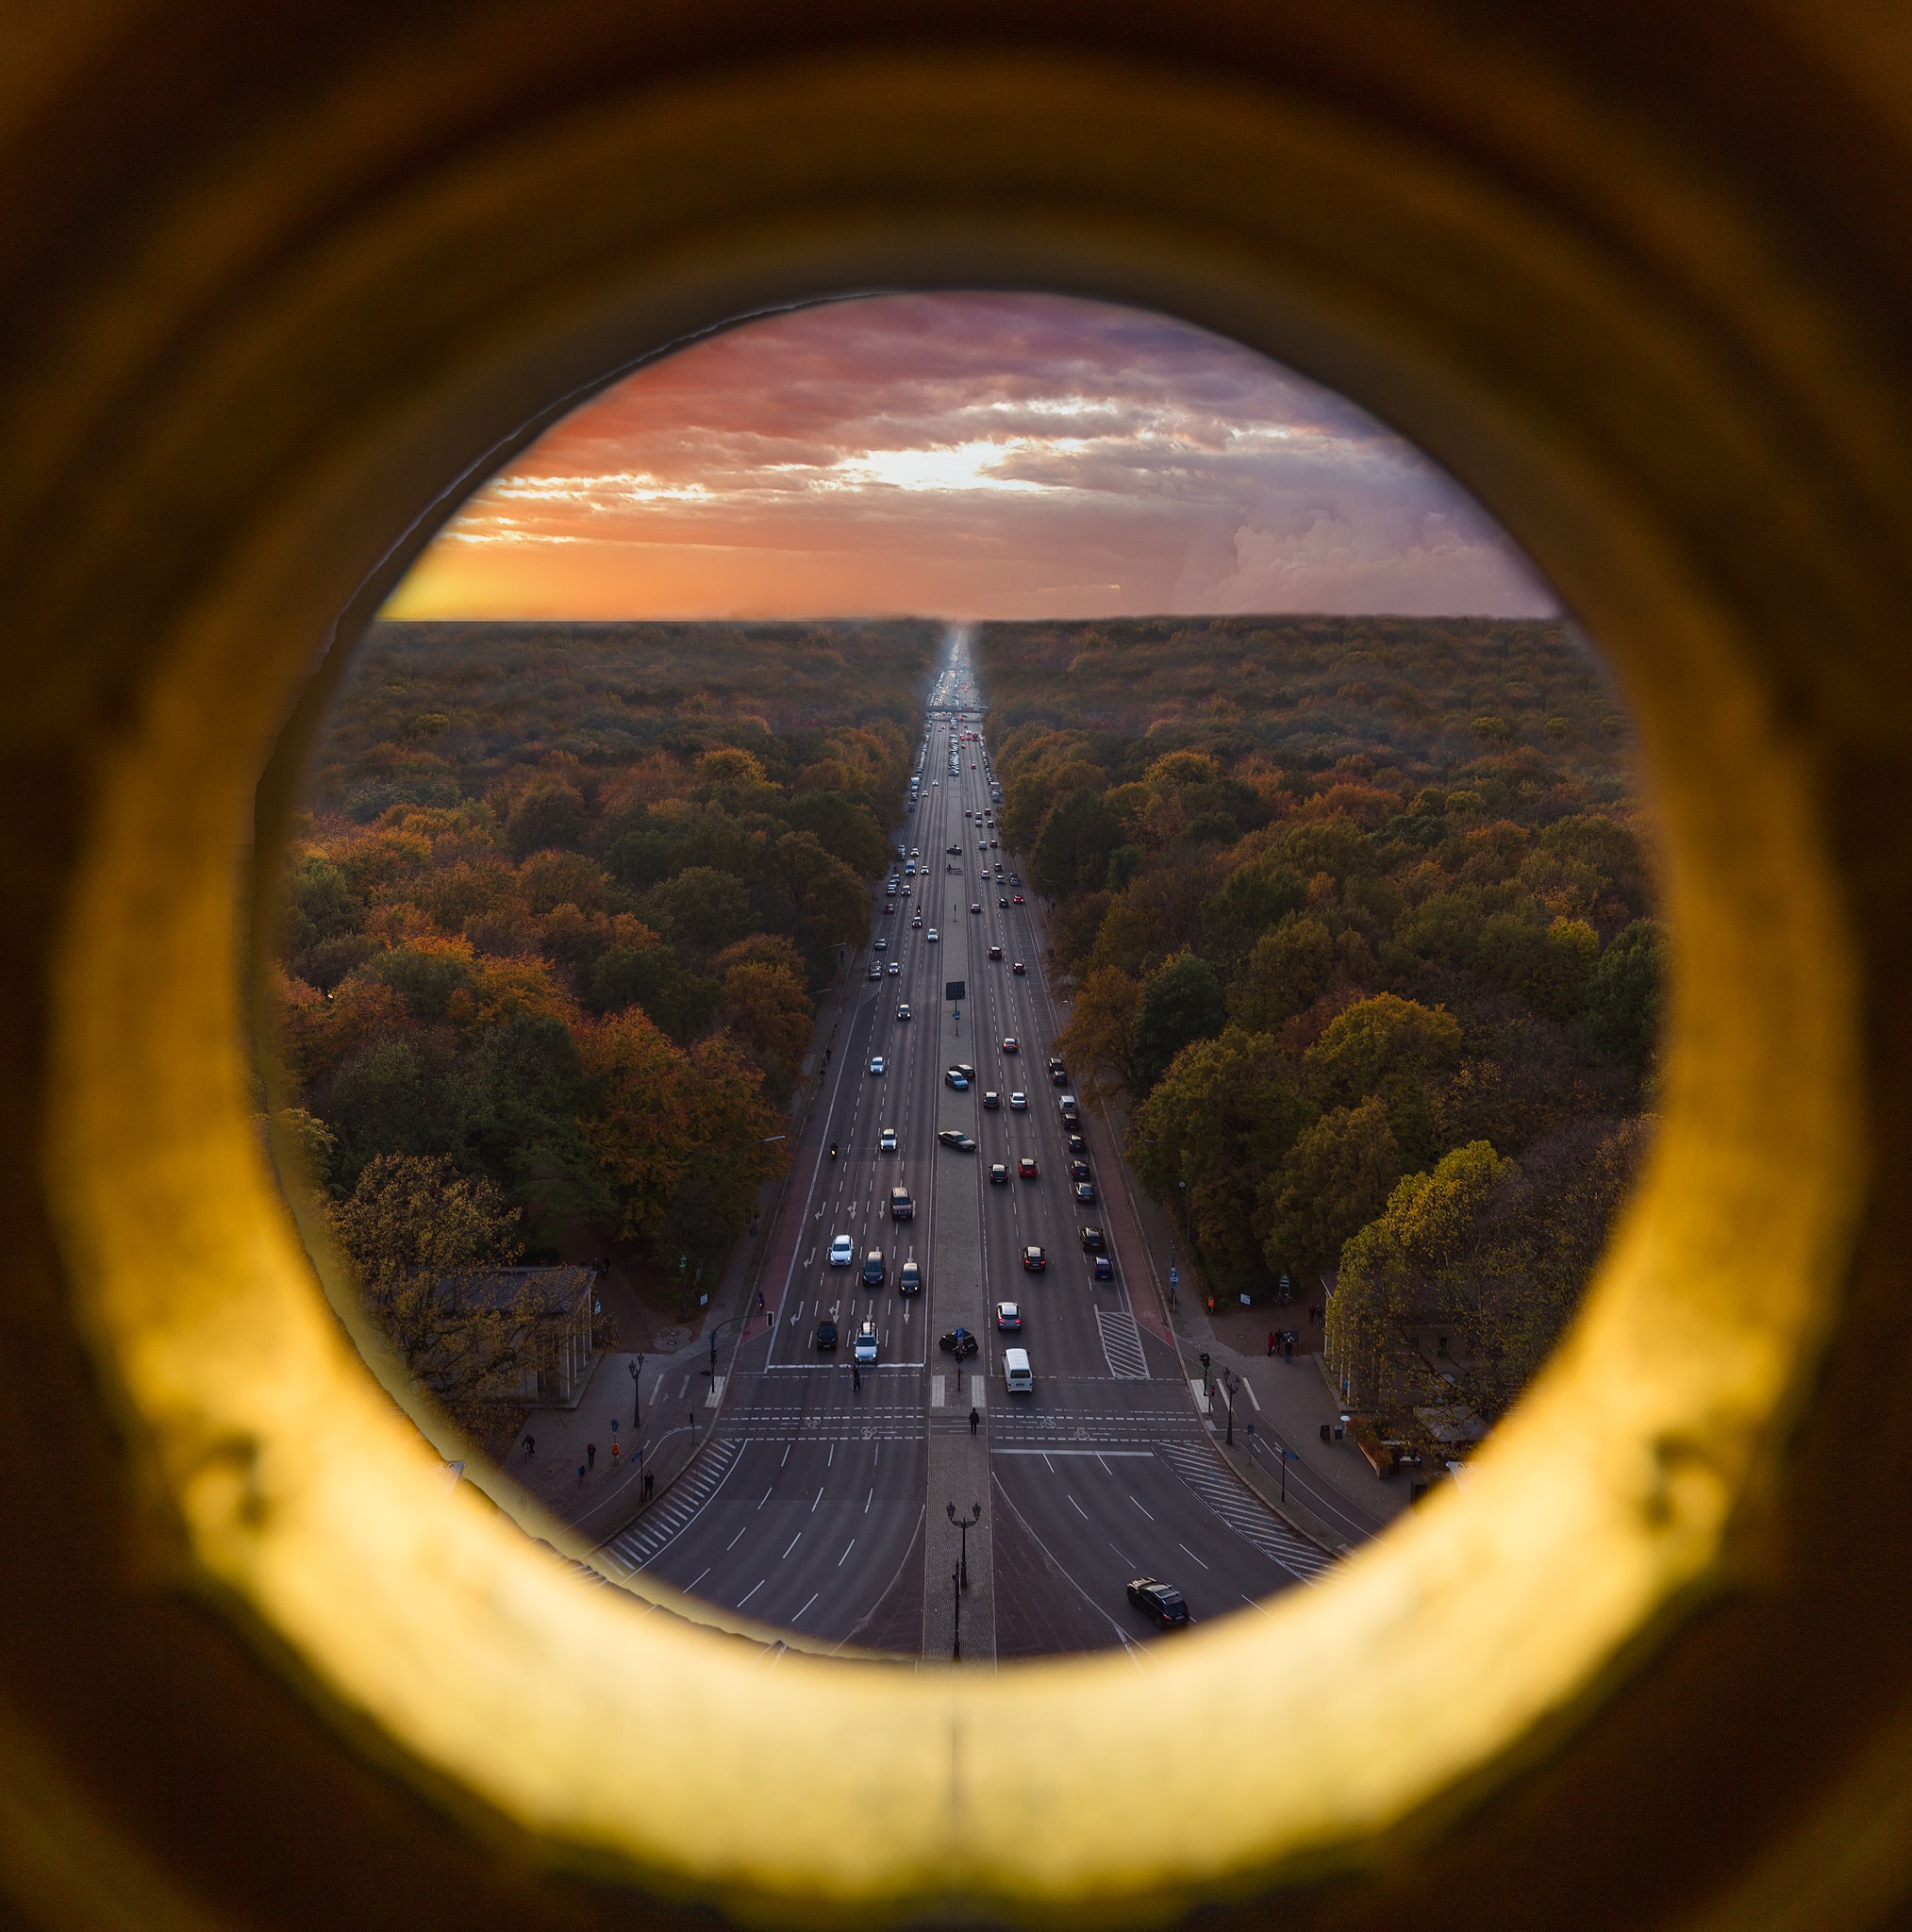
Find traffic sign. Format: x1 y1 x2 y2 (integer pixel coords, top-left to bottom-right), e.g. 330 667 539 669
945 979 966 1001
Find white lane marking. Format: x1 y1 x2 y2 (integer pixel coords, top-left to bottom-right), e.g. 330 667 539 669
686 1566 710 1591
1189 1377 1211 1415
726 1525 748 1551
993 1447 1154 1457
706 1374 725 1407
780 1443 790 1466
1069 1493 1089 1521
794 1591 819 1622
759 1486 773 1508
737 1579 764 1607
970 1374 986 1407
1177 1541 1211 1571
1243 1380 1261 1411
1129 1495 1156 1520
1239 1593 1275 1618
838 1539 856 1567
811 1485 824 1513
865 1487 873 1513
930 1373 946 1407
782 1533 802 1558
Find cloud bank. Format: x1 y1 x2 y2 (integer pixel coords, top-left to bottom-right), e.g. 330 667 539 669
387 291 1559 621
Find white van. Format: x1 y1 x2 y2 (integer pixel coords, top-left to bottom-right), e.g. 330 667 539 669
1003 1347 1033 1395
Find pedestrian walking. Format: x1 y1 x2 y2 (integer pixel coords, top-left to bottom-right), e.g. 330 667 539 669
587 1441 596 1470
523 1435 536 1460
611 1440 621 1462
969 1407 980 1437
1284 1337 1294 1362
644 1471 655 1502
1268 1330 1276 1357
853 1362 862 1391
576 1463 585 1487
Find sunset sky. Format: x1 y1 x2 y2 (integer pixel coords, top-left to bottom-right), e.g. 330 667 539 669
386 291 1558 622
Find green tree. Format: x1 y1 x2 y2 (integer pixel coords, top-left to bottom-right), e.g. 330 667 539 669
1130 1027 1315 1292
503 781 588 859
643 865 752 955
1129 950 1228 1095
1031 788 1122 895
1228 916 1337 1033
1585 918 1664 1075
1303 992 1462 1166
1258 1097 1403 1284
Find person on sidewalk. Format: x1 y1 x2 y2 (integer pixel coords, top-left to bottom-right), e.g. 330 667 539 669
523 1435 536 1460
970 1407 980 1436
587 1442 596 1470
576 1464 585 1487
1268 1330 1277 1357
852 1363 861 1391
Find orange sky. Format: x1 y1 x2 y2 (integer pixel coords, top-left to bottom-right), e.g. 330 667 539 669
386 292 1557 622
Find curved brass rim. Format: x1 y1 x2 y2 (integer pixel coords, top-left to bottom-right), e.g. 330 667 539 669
37 54 1865 1925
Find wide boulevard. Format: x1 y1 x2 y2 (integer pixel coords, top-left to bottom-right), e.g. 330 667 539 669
594 635 1331 1659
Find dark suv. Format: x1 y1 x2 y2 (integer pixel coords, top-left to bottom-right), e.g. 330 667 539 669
815 1320 839 1352
1126 1577 1190 1628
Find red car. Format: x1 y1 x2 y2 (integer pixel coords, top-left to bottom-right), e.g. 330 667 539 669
1019 1156 1039 1178
1012 893 1025 905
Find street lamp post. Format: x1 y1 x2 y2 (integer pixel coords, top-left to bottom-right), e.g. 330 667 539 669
947 1500 981 1589
628 1354 643 1429
1222 1367 1236 1447
952 1565 963 1661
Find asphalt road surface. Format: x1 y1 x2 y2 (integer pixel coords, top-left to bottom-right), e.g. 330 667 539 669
597 632 1330 1656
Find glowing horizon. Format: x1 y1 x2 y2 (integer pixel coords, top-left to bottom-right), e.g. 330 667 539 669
386 292 1559 624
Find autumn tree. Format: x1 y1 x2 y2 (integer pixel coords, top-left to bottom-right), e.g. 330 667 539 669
1055 966 1140 1102
328 1152 547 1433
1227 915 1337 1033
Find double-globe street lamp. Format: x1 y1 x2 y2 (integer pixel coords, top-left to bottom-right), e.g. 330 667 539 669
947 1500 981 1590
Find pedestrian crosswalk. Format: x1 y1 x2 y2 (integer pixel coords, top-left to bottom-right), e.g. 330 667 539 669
1155 1441 1335 1584
1096 1307 1148 1380
595 1438 743 1577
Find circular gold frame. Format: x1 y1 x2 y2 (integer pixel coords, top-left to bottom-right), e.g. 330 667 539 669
7 26 1911 1932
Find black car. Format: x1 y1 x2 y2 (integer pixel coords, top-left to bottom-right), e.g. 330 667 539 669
815 1320 839 1352
1080 1224 1105 1252
989 1162 1008 1185
998 895 1008 908
1091 1254 1115 1281
989 944 1003 960
1127 1577 1190 1628
1012 960 1027 974
1067 1132 1088 1157
937 1128 977 1152
1070 1159 1092 1183
1075 1180 1098 1204
1052 1066 1071 1087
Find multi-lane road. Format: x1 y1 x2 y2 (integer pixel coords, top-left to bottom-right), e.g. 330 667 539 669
596 635 1331 1657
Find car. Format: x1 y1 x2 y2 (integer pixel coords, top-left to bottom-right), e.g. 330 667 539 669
970 902 981 914
873 937 887 951
829 1234 856 1266
1012 960 1026 974
1052 1066 1070 1086
1067 1132 1088 1157
1126 1578 1190 1628
1075 1180 1098 1204
952 1062 976 1084
1012 893 1026 906
896 1003 911 1021
883 901 894 914
869 1056 886 1075
889 961 901 975
996 1301 1022 1331
988 944 1003 960
989 1162 1008 1185
895 843 906 858
861 1249 886 1288
1091 1254 1115 1281
815 1320 839 1352
1002 1037 1019 1054
1080 1224 1105 1252
854 1321 878 1364
879 1127 897 1153
982 1090 1000 1109
926 929 939 942
944 1069 970 1090
947 844 962 856
1070 1159 1091 1182
912 913 923 927
899 1258 922 1295
937 1128 977 1152
1008 1090 1027 1110
1018 1155 1039 1178
939 1326 979 1359
990 839 999 848
1009 873 1022 886
998 895 1008 908
909 847 919 858
1023 1244 1047 1272
868 961 881 979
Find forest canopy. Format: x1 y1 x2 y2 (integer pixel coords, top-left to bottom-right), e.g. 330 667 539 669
978 615 1661 1427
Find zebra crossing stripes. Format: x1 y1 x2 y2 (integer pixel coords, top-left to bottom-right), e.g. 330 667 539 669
1155 1441 1335 1585
1095 1307 1148 1380
595 1438 743 1576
